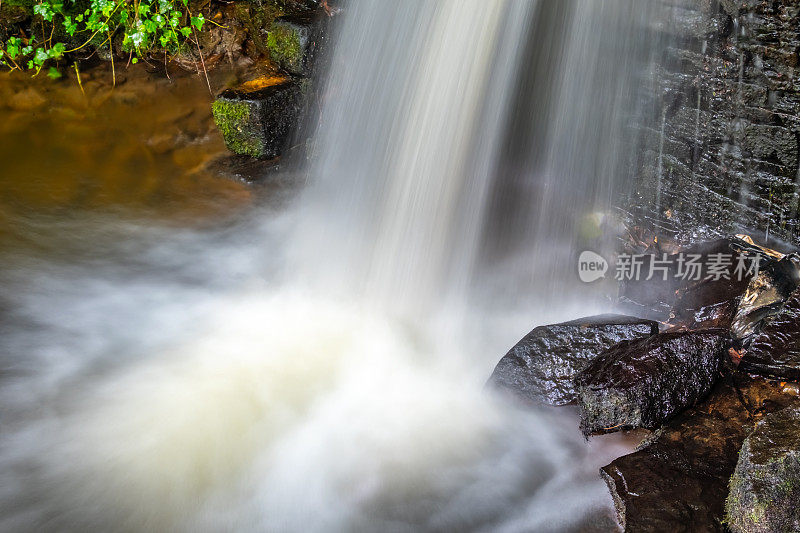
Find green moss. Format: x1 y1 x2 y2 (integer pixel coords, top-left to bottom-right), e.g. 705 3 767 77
266 24 301 69
212 99 263 158
234 0 283 57
0 0 33 25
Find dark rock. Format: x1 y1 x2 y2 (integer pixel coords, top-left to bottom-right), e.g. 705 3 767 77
601 375 800 532
209 154 280 182
731 252 800 340
740 285 800 380
487 314 658 406
669 252 755 331
726 406 800 533
632 0 800 245
618 238 751 323
576 329 727 435
267 11 328 76
616 251 684 321
212 79 307 159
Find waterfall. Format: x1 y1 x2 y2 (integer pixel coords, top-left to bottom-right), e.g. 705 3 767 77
295 0 533 315
297 0 659 314
0 1 665 532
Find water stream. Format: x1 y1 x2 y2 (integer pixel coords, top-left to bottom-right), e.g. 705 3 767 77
0 1 663 531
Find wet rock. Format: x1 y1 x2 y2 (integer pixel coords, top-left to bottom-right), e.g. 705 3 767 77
601 375 800 532
731 253 800 340
633 0 800 244
618 238 749 323
267 11 327 76
726 406 800 533
740 285 800 380
212 78 307 159
487 315 658 406
209 154 280 182
668 254 754 331
576 329 727 435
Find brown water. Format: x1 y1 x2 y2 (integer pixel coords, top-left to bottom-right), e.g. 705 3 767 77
0 63 256 242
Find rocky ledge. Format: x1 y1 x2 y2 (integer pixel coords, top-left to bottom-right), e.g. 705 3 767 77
726 405 800 533
488 234 800 532
211 7 331 161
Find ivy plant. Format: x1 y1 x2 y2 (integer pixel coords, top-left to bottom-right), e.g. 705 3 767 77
0 0 207 76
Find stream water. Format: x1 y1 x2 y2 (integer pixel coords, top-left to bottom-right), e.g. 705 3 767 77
0 1 663 531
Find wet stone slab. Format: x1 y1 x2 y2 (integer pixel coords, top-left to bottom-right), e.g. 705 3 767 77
618 239 752 324
487 314 658 406
731 253 800 340
212 79 307 160
601 375 800 532
576 329 728 435
741 285 800 380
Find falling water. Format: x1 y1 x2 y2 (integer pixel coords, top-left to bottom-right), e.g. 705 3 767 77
0 1 664 532
295 0 534 314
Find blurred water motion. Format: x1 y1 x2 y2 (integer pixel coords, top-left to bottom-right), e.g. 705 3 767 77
0 1 665 531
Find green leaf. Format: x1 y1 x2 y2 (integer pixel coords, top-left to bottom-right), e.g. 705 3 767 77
47 66 62 79
33 48 49 66
6 37 20 59
47 43 65 59
131 57 138 64
33 3 55 22
190 14 204 30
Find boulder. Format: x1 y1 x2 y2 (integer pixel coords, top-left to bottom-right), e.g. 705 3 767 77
267 11 328 76
740 285 800 380
487 314 658 406
212 78 307 159
731 252 800 340
576 329 727 435
726 406 800 533
668 264 752 331
618 239 750 323
602 375 799 532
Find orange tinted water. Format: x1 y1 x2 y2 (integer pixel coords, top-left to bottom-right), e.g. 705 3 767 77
0 64 254 238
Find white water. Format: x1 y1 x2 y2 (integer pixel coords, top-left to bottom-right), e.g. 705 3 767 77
0 1 662 531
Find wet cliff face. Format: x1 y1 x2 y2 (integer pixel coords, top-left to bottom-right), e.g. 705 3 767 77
633 0 800 246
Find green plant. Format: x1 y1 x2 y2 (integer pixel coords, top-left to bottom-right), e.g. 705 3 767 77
0 0 207 76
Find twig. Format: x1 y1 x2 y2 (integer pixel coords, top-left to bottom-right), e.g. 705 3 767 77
191 28 211 95
74 61 85 96
108 31 115 88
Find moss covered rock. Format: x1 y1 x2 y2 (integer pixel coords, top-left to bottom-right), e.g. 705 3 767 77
212 79 306 159
267 11 326 76
726 406 800 533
